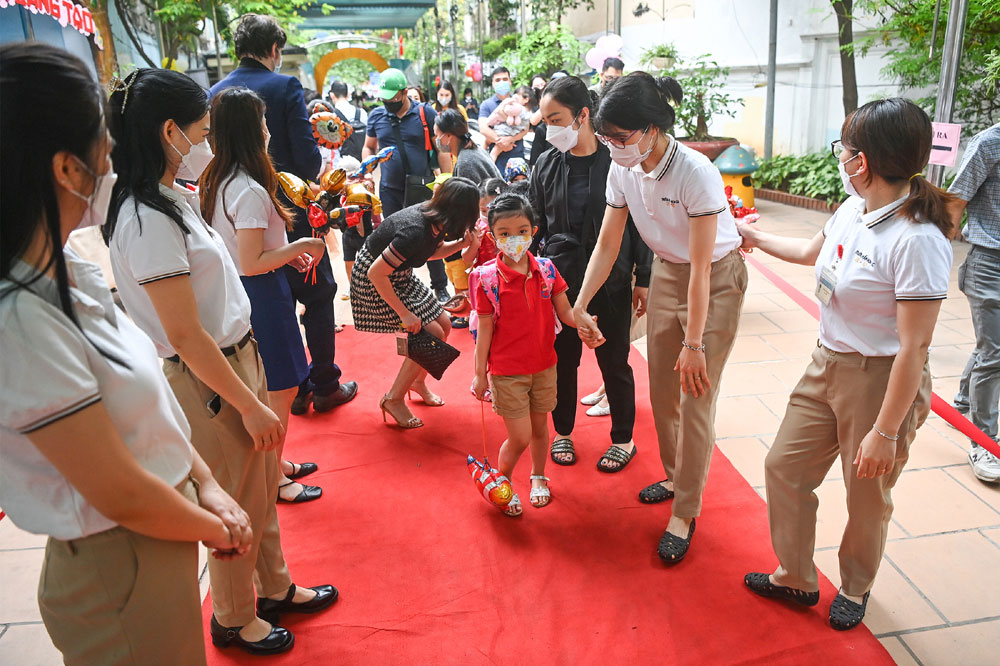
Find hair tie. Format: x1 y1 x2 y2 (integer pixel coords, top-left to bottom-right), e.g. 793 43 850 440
909 172 922 181
108 70 138 114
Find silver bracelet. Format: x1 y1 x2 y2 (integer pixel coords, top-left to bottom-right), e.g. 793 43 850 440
681 340 706 353
873 425 899 441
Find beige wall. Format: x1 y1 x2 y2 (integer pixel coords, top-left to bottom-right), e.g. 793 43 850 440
562 0 694 40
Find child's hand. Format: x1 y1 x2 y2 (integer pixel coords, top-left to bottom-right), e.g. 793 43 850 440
472 373 489 401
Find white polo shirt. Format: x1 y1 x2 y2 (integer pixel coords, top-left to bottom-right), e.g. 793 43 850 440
0 248 194 540
210 169 289 276
817 195 953 356
606 136 742 263
110 183 251 357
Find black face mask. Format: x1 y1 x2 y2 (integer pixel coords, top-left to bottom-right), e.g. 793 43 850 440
384 99 404 114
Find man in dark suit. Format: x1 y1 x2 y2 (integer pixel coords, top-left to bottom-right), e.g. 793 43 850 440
210 14 357 415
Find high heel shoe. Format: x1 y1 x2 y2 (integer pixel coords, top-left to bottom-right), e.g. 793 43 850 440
407 385 444 407
209 615 294 655
380 394 423 428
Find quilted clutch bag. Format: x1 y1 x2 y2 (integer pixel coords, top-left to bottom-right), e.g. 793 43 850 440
401 330 461 380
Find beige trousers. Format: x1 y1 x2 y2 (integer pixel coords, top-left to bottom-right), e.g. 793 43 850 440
766 344 931 595
37 479 206 666
646 250 748 518
164 340 292 627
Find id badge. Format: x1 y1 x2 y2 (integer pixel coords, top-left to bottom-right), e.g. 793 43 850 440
396 330 408 356
815 265 838 306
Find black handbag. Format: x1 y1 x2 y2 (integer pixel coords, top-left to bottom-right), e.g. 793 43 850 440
400 330 461 380
390 106 434 207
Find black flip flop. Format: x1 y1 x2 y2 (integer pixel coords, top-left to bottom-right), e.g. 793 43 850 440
596 443 636 473
638 480 674 504
550 438 577 466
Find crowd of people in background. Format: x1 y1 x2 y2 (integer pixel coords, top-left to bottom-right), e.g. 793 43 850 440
2 8 998 665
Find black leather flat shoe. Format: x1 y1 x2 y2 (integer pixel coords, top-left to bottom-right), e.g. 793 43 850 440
657 518 695 564
313 381 358 412
744 572 820 607
286 462 318 479
290 391 313 416
210 615 294 655
277 482 322 503
257 584 339 623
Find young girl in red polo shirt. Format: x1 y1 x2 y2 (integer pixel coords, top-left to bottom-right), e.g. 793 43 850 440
471 193 576 517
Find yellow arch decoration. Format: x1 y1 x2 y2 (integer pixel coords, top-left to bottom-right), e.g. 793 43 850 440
314 48 390 92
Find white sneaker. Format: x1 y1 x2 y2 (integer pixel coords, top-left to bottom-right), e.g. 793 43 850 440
969 444 1000 483
586 402 611 417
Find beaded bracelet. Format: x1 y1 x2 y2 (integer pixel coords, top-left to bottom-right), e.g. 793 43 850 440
873 425 899 441
681 340 706 353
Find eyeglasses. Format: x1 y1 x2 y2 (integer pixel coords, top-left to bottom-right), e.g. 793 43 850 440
830 139 858 159
597 127 644 149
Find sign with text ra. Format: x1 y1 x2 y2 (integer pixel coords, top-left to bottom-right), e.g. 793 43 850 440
929 122 961 167
0 0 103 50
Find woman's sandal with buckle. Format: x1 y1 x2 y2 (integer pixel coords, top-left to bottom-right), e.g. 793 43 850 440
210 615 294 655
597 443 636 473
829 591 870 630
286 461 318 480
639 480 674 504
277 481 322 503
529 475 551 508
256 583 339 624
657 519 695 564
550 438 576 466
502 493 523 517
743 572 820 607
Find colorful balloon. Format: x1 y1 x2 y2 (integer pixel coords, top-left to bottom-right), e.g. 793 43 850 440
467 455 513 507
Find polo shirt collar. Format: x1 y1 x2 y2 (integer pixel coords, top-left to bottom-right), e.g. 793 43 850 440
631 133 678 181
494 252 540 283
7 252 109 319
861 194 908 229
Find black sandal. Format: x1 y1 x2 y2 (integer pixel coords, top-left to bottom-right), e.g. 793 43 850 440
657 518 695 564
286 462 318 480
550 438 577 466
829 591 869 630
744 572 820 607
638 480 674 504
596 443 636 473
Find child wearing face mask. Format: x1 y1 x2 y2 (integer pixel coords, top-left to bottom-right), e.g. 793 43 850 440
470 193 576 517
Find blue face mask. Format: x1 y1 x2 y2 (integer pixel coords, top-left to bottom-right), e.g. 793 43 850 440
493 80 512 96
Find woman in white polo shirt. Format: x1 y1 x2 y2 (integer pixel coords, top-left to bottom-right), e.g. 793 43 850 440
105 69 336 656
738 98 953 630
0 43 252 665
574 72 747 564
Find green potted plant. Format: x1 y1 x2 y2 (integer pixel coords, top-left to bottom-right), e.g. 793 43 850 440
651 53 743 160
640 43 680 71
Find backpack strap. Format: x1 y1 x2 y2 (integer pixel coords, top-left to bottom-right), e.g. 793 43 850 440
534 257 562 335
418 103 432 152
469 259 501 337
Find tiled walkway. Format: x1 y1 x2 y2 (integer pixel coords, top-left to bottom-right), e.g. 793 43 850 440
1 200 998 665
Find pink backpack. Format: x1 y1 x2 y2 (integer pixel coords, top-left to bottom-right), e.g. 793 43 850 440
469 257 562 336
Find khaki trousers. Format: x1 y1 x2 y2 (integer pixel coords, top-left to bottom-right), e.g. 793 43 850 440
37 479 206 666
766 344 931 595
646 250 747 518
164 340 292 627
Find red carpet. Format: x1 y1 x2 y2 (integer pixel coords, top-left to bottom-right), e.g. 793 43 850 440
203 327 893 666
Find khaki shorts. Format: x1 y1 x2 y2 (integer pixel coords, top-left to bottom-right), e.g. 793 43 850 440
444 257 470 291
490 364 557 418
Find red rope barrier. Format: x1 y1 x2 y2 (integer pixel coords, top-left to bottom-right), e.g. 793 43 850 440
744 254 1000 460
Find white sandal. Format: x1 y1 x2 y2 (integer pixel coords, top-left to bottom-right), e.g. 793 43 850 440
580 390 605 406
529 475 551 508
503 493 522 517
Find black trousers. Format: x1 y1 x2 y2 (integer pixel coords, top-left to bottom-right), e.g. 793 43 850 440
283 208 343 397
552 285 635 444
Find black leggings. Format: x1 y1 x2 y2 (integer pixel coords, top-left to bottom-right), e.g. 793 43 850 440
552 286 636 444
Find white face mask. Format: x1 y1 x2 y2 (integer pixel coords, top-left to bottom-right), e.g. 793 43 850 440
838 153 862 198
546 114 581 153
610 127 654 168
172 126 214 181
437 94 452 106
66 156 117 230
496 234 531 263
274 54 283 72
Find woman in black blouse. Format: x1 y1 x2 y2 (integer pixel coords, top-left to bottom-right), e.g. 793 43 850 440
350 177 479 427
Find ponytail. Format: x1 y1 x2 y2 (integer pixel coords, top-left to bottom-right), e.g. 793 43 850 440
899 174 956 238
542 75 597 129
595 71 684 134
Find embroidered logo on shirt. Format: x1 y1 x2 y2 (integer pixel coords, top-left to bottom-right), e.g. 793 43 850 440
853 249 876 268
660 197 680 206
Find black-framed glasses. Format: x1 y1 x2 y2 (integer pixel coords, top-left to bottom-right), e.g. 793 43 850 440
597 127 643 149
830 139 858 159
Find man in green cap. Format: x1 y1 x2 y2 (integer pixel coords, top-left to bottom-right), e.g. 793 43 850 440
363 68 453 302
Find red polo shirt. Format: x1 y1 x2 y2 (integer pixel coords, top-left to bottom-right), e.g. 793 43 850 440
475 252 567 376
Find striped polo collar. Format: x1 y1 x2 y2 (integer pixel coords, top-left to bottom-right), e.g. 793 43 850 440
632 134 678 181
861 194 908 229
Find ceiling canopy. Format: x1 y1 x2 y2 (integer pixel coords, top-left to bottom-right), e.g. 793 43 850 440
298 0 435 31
